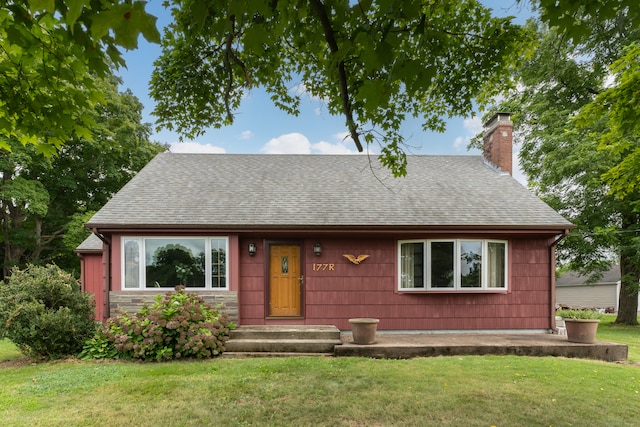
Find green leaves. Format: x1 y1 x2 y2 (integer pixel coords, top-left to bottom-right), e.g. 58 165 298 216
574 43 640 203
0 76 165 275
64 0 85 26
91 2 160 49
27 0 55 13
0 1 160 153
537 0 640 45
0 264 96 360
495 7 640 322
152 0 530 175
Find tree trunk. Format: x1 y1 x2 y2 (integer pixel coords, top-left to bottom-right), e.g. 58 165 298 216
615 254 639 325
2 202 26 278
614 212 639 325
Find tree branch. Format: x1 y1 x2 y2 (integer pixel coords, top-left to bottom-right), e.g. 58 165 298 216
223 16 237 123
309 0 363 152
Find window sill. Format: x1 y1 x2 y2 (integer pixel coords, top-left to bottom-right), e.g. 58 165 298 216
120 288 230 291
397 289 509 294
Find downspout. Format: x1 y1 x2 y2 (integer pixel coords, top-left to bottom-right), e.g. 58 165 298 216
550 229 570 333
92 229 111 322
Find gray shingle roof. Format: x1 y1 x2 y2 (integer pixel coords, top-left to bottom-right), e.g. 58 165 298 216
86 153 573 230
76 233 104 252
556 265 620 287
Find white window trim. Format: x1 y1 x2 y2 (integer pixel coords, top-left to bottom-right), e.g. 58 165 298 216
398 239 508 292
121 236 229 290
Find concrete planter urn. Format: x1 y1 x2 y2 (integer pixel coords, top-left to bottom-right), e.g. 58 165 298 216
349 318 379 345
557 309 602 344
564 319 600 344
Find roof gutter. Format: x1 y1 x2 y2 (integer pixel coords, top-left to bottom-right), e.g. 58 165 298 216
91 228 111 246
551 229 570 247
550 229 571 333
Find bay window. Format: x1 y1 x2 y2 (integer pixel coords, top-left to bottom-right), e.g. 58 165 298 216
122 237 228 289
399 239 507 291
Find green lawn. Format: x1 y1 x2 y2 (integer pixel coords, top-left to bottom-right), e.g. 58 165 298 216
596 315 640 362
1 317 638 426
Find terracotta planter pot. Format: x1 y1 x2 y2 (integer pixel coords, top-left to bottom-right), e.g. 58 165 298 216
564 319 600 344
349 318 379 345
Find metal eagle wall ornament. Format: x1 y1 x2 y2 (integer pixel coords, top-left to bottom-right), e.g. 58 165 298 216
343 254 370 265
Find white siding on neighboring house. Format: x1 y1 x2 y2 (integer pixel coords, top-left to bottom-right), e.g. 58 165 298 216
556 265 619 311
556 264 640 312
556 283 618 310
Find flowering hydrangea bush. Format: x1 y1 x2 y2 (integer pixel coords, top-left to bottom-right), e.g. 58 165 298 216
81 287 234 361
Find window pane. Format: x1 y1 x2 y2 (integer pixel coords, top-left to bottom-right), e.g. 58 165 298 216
430 241 454 288
400 243 424 288
487 242 506 288
460 241 482 288
211 238 227 288
145 239 206 288
123 239 140 289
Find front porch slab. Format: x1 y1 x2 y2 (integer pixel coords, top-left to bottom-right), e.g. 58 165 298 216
335 333 628 362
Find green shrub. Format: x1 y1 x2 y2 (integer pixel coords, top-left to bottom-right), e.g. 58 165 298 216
78 328 119 360
82 287 235 361
0 264 97 360
556 309 603 320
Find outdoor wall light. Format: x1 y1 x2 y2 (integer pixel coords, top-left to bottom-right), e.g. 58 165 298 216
248 242 257 256
313 242 322 256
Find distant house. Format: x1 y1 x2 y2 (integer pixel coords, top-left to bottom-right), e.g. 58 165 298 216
556 265 639 312
77 113 574 332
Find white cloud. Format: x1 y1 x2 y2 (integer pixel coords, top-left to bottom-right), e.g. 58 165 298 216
290 82 330 105
463 116 483 134
290 83 317 100
453 116 483 151
261 132 361 155
262 133 312 154
170 141 226 154
311 140 358 154
334 131 351 143
512 161 528 187
240 130 253 140
453 136 465 151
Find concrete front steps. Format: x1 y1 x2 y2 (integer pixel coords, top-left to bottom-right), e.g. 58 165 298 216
223 325 342 358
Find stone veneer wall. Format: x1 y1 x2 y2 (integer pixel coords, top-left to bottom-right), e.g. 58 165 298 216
109 291 238 322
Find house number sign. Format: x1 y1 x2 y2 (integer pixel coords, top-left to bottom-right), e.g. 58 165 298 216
312 263 335 271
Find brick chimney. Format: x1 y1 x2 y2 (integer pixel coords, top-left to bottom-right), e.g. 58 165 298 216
482 112 513 175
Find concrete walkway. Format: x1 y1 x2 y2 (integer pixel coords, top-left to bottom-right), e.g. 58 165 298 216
336 333 628 362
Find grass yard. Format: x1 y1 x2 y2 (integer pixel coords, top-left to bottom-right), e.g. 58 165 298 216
0 339 20 363
0 316 638 427
1 353 639 426
596 315 640 362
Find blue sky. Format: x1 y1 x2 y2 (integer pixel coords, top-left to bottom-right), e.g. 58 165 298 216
117 0 533 181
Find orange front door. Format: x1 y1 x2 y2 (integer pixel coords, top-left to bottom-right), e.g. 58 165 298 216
269 244 302 317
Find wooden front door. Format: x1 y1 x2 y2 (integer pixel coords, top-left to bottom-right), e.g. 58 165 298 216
269 244 302 317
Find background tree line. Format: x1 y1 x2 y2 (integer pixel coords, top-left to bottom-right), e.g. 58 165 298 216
479 2 640 324
0 76 166 278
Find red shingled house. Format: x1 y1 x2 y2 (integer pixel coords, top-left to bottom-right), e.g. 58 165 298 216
77 113 574 332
